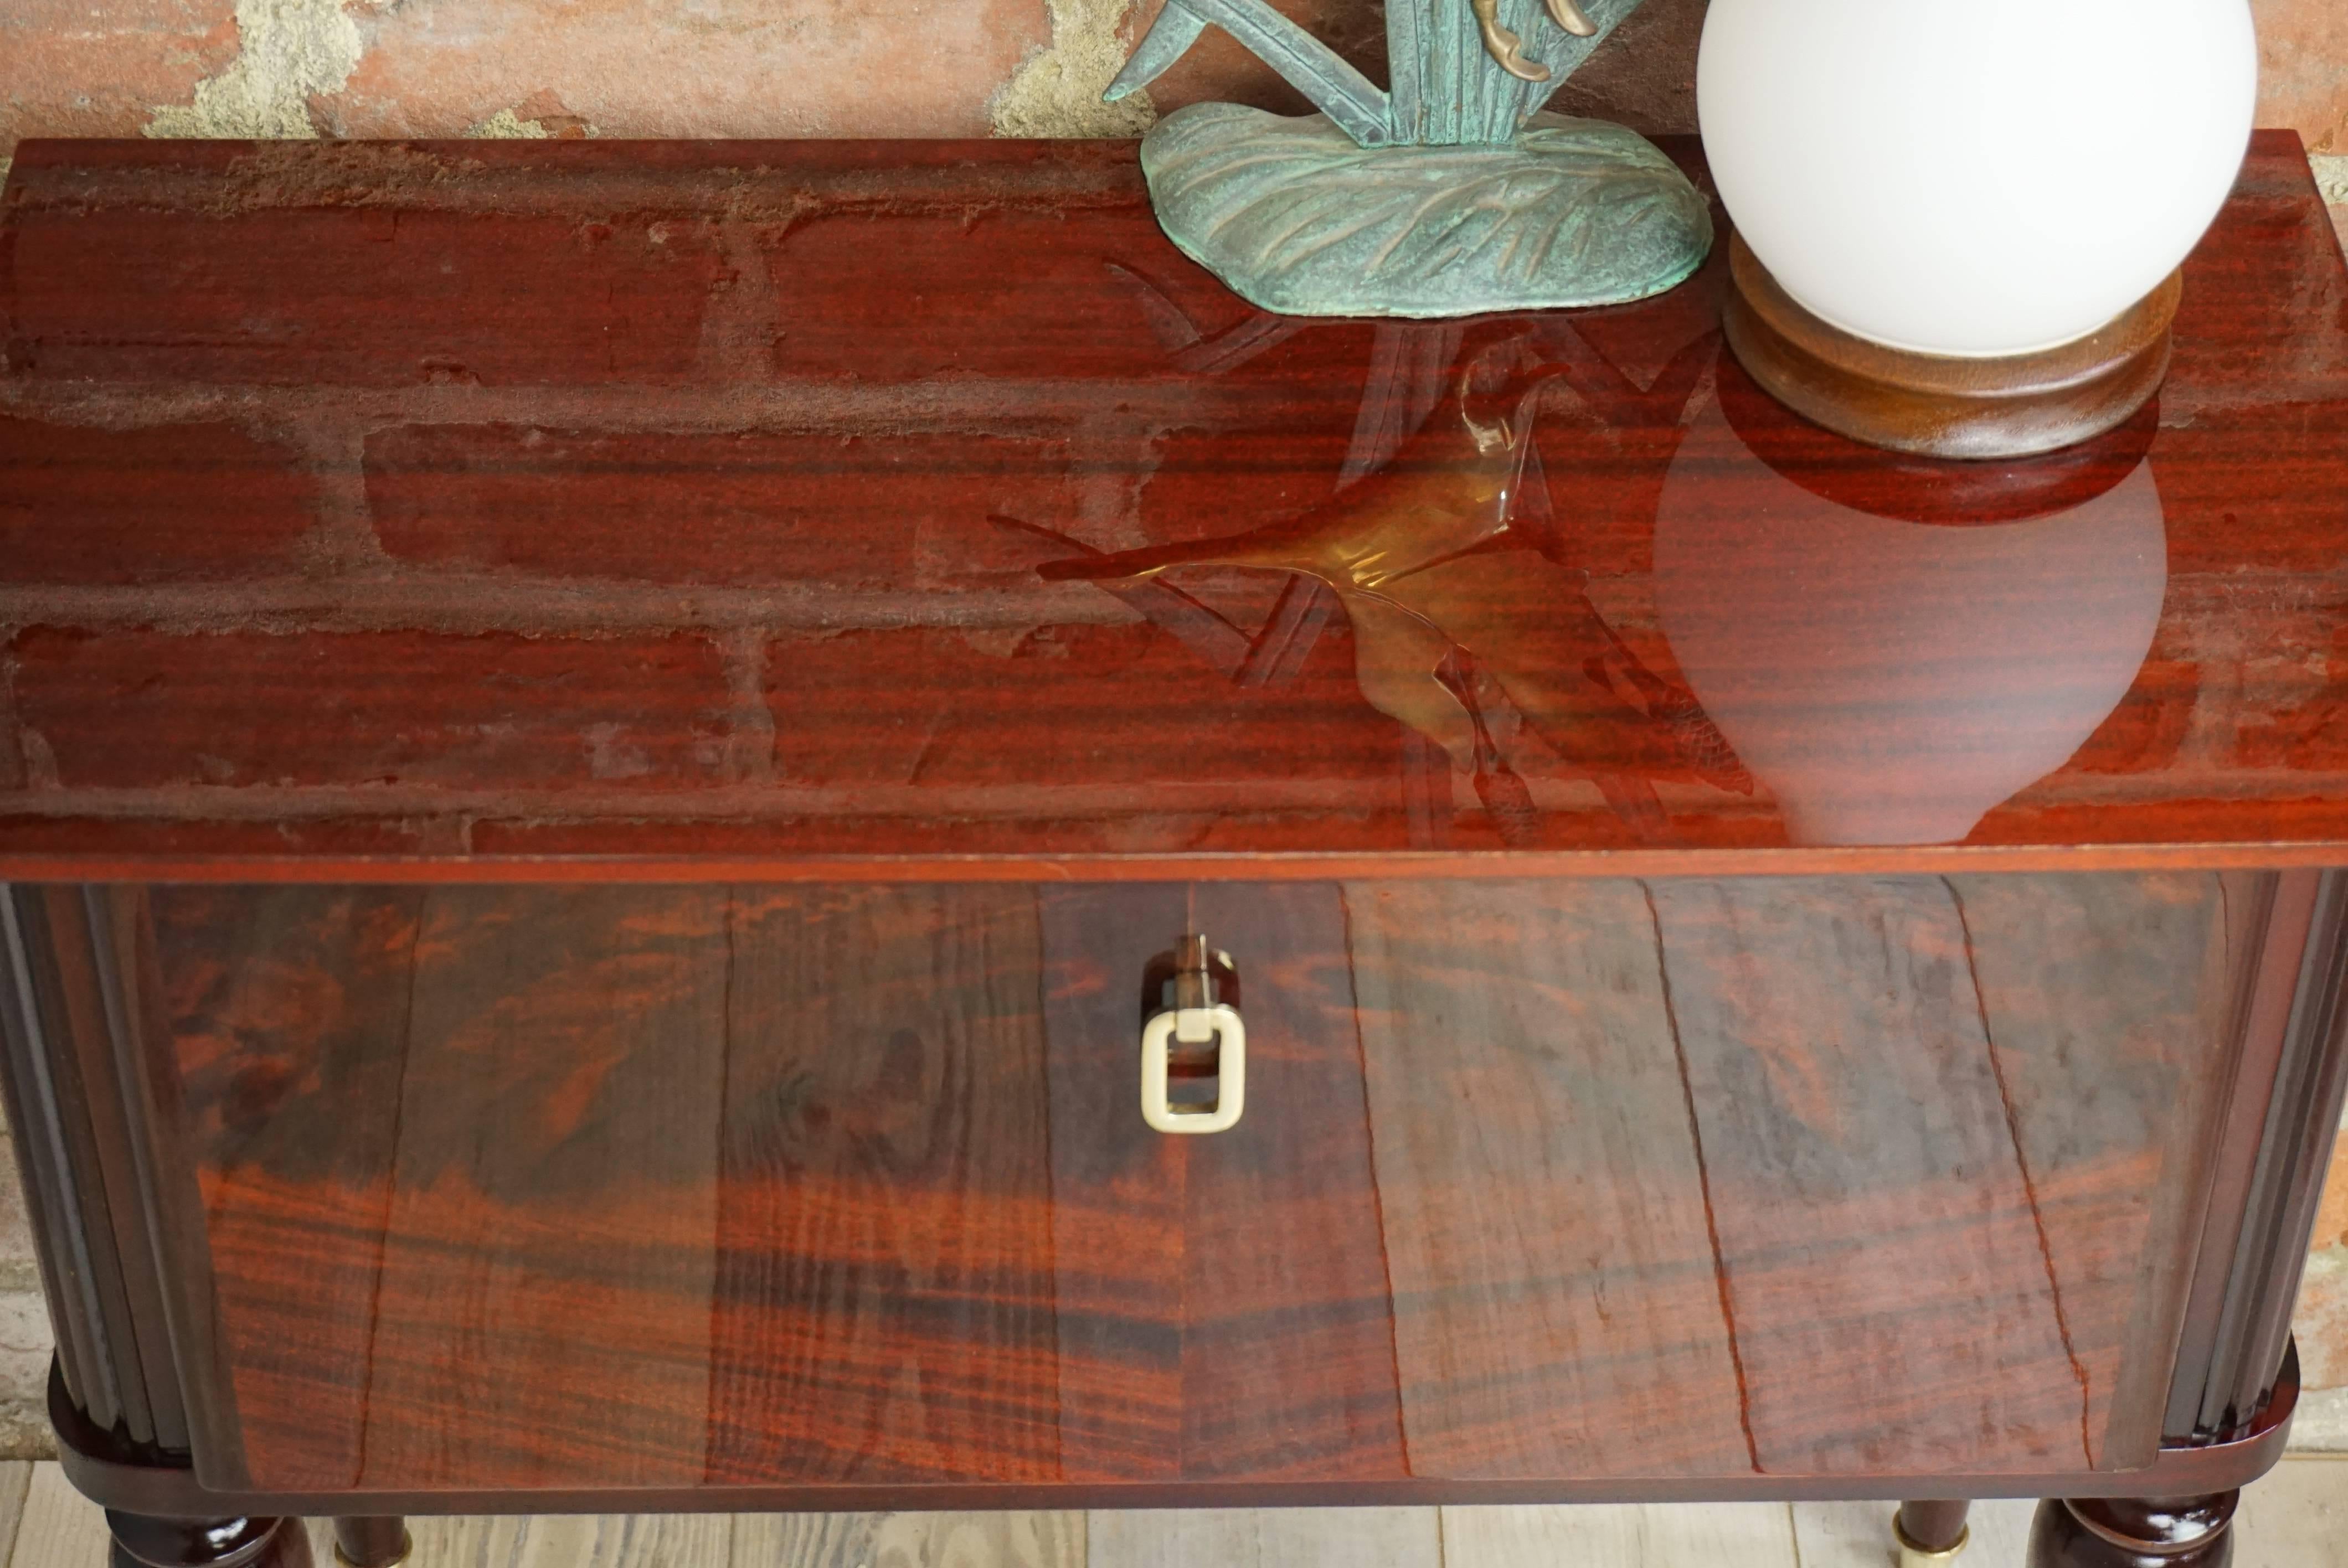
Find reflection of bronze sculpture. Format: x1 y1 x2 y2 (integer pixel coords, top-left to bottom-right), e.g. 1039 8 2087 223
1042 328 1749 840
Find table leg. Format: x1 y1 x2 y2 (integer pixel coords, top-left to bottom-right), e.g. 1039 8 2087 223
2028 1493 2237 1566
104 1513 312 1568
330 1518 413 1567
1898 1500 1972 1564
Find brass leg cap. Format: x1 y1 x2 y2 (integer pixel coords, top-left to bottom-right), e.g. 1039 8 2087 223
1887 1521 1963 1568
1894 1517 1969 1567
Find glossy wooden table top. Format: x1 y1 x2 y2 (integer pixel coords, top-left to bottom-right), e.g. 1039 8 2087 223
1 133 2344 883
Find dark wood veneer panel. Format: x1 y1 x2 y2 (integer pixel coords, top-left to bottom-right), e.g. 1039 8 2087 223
1036 884 1188 1481
704 885 1059 1485
1942 874 2243 1465
156 874 2246 1492
155 886 423 1490
1345 879 1752 1479
1650 880 2114 1474
363 888 732 1489
1637 875 2233 1474
1178 883 1406 1481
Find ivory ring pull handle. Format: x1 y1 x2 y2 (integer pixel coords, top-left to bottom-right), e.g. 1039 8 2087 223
1141 1003 1245 1135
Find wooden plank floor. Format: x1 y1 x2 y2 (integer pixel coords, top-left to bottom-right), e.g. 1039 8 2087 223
2 1461 2343 1566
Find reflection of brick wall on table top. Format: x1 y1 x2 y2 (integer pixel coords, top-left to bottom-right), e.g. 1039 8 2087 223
7 138 2348 855
0 140 1418 855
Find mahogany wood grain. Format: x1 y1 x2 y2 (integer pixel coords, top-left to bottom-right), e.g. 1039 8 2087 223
145 874 2253 1495
0 136 2344 881
1940 875 2244 1462
151 886 424 1490
1342 879 1752 1479
1631 876 2235 1478
1035 884 1187 1482
1173 883 1405 1482
368 888 731 1491
704 885 1058 1486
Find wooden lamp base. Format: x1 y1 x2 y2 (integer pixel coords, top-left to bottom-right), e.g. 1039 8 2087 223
1722 232 2181 460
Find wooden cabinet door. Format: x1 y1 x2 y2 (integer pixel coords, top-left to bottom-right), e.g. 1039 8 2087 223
147 873 2248 1495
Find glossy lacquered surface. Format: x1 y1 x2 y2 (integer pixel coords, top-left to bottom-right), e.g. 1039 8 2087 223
0 136 2344 881
151 873 2249 1494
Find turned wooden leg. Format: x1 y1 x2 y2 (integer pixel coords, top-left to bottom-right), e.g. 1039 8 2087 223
1898 1500 1973 1564
104 1512 313 1568
2028 1493 2237 1567
330 1518 413 1568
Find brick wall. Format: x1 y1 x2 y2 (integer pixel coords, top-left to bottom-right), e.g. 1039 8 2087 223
1 0 2347 1454
1 2 2342 245
1 0 2342 233
2296 1115 2348 1444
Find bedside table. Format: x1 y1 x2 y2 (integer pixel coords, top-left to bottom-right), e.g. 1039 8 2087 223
1 133 2344 1568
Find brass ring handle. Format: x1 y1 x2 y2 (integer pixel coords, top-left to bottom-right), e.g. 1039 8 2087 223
1140 934 1245 1134
1141 1004 1247 1134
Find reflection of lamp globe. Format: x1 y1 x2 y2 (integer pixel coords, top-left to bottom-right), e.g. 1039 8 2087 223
1652 391 2167 848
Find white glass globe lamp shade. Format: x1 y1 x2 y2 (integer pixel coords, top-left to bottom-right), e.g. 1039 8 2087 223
1696 0 2258 358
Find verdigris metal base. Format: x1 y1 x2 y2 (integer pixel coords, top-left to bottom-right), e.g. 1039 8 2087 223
1140 102 1713 319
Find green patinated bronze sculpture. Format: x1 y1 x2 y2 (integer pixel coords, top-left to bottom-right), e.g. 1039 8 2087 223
1107 0 1710 317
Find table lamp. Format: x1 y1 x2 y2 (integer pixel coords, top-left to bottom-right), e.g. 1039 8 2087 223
1696 0 2257 458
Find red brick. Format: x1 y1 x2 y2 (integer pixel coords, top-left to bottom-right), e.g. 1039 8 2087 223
0 417 316 583
10 628 732 792
2254 0 2348 155
763 209 1252 381
368 425 1072 587
2298 1251 2348 1389
2316 1135 2348 1254
2152 406 2348 576
7 163 729 385
2234 613 2348 772
2066 641 2199 777
1135 0 1705 131
766 620 1400 791
325 0 1044 141
4 138 1239 387
0 0 238 159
